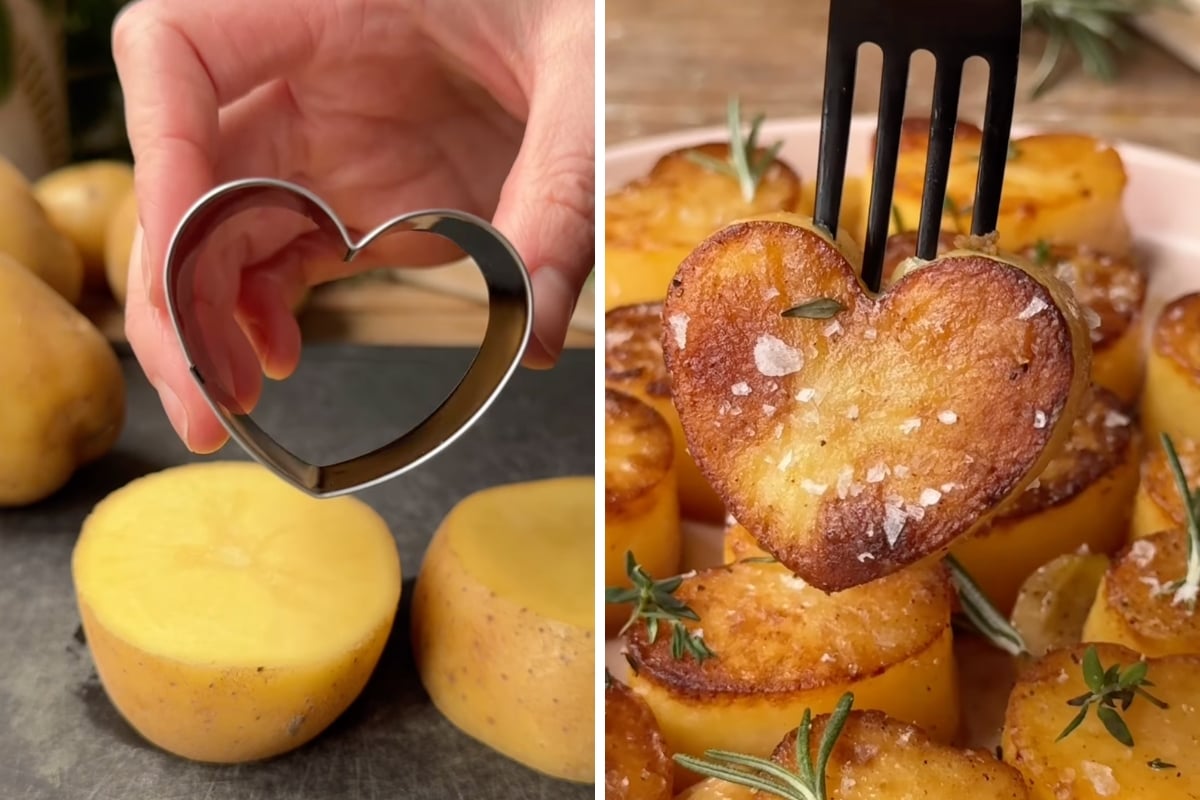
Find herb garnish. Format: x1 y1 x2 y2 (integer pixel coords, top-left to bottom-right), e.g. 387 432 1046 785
1057 645 1167 746
891 204 907 233
782 298 845 320
1023 0 1191 99
605 552 715 663
1148 758 1177 770
1161 433 1200 608
675 693 855 800
946 555 1029 656
685 96 784 203
1033 239 1052 267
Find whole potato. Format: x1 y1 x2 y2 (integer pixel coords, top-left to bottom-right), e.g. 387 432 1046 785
34 160 135 291
104 188 138 306
0 157 84 304
0 253 125 505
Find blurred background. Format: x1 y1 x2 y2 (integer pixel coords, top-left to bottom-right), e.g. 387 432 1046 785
0 0 594 351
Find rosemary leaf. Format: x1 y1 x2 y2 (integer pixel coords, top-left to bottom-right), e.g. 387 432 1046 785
782 298 845 320
685 96 784 203
946 555 1029 656
1162 433 1200 608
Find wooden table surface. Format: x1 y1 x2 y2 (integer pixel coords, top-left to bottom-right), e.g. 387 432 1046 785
605 0 1200 159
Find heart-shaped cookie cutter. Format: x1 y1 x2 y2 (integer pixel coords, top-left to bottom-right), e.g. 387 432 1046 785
164 178 532 498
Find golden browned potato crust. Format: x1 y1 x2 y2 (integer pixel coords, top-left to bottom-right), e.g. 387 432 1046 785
1089 528 1200 655
606 143 801 251
1140 435 1200 531
605 678 673 800
624 560 951 699
605 389 674 520
1154 292 1200 378
661 215 1091 591
1001 386 1134 518
1024 243 1145 351
606 303 673 398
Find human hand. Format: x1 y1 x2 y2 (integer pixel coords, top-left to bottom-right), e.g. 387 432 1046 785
113 0 594 453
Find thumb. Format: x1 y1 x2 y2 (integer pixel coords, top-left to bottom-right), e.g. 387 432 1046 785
492 21 595 369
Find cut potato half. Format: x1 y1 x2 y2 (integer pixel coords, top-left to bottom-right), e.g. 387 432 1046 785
1010 552 1110 658
624 560 958 787
412 476 594 782
605 677 673 800
661 213 1092 590
72 461 401 763
1132 434 1200 539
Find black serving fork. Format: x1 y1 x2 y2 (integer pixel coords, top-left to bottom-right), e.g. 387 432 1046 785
812 0 1024 293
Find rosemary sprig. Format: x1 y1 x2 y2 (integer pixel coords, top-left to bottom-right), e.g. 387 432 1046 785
782 298 845 320
685 96 784 203
1023 0 1190 99
605 551 715 663
1057 645 1167 746
945 555 1029 656
675 693 855 800
1161 433 1200 608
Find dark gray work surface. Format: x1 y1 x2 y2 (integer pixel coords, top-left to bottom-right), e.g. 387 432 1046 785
0 344 595 800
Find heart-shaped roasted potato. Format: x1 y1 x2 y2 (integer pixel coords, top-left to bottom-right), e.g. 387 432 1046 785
165 178 531 498
661 213 1092 591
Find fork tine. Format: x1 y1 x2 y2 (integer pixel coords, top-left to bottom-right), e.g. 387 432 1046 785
972 53 1020 237
813 40 858 239
916 58 965 261
861 50 912 293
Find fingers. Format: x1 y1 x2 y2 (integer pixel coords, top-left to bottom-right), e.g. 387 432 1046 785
490 7 596 369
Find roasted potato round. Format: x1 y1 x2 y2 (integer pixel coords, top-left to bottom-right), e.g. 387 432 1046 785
1141 292 1200 450
605 677 673 800
1010 552 1109 658
1132 435 1200 539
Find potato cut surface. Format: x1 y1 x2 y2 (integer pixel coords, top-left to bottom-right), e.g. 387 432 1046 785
412 476 594 782
72 461 401 762
606 302 725 521
1004 644 1200 799
1083 529 1200 657
1133 435 1200 539
679 711 1028 800
662 214 1091 590
1010 553 1109 658
605 678 673 800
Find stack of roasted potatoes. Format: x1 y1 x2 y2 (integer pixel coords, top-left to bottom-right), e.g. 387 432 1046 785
604 114 1200 799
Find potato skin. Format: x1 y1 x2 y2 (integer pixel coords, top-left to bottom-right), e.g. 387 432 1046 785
1082 528 1200 657
605 678 673 800
412 477 594 783
1132 435 1200 539
0 157 84 304
34 160 135 288
606 302 725 522
626 560 958 785
680 710 1028 799
1003 643 1200 799
661 214 1091 590
950 387 1139 611
605 143 801 309
0 253 124 505
872 118 1130 256
1141 292 1200 448
605 389 682 633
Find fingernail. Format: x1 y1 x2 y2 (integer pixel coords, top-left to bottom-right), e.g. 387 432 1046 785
153 379 189 444
528 266 573 369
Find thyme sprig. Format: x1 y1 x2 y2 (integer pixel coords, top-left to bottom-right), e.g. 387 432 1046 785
605 552 715 663
1057 645 1167 746
782 298 845 320
685 96 784 203
946 555 1029 656
1160 433 1200 608
675 693 855 800
1023 0 1190 98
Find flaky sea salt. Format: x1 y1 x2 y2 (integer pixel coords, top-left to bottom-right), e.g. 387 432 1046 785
823 319 843 338
1130 539 1156 568
731 381 751 396
801 478 827 496
1034 410 1047 429
938 410 958 425
846 405 859 420
1081 761 1119 797
857 552 875 562
763 404 776 415
754 334 804 376
606 328 633 348
668 313 689 349
919 488 942 506
796 387 816 403
866 464 889 483
864 327 878 340
900 418 921 434
893 464 910 478
1105 410 1131 428
777 450 794 471
836 465 854 499
1017 295 1049 320
883 502 907 546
